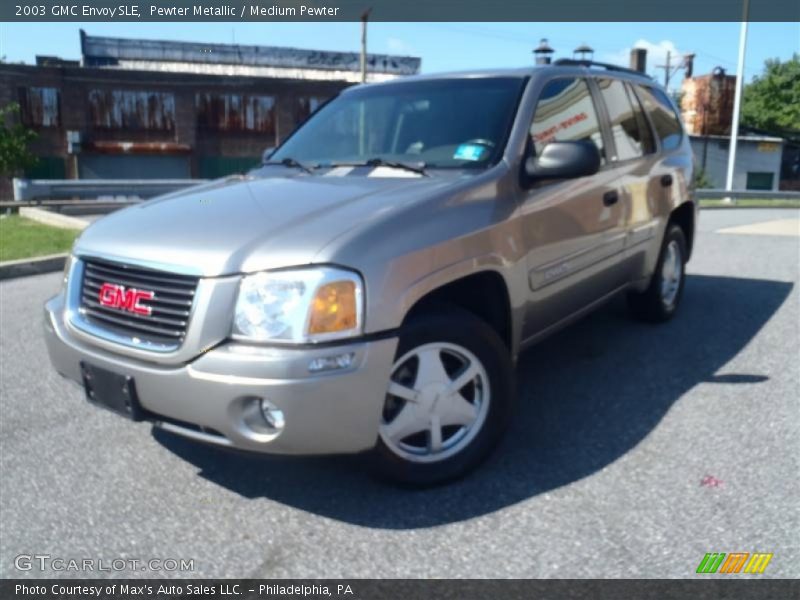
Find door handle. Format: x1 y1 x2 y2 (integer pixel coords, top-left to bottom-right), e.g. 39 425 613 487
661 174 673 187
603 190 619 206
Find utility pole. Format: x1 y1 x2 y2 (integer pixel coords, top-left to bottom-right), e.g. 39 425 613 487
360 8 372 83
702 101 710 170
358 7 372 156
724 0 750 203
656 51 695 92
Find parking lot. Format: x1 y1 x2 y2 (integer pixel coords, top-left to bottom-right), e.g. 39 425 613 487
1 208 797 578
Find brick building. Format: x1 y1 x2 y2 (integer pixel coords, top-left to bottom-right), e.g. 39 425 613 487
0 31 421 195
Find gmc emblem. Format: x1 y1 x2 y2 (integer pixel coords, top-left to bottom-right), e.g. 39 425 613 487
98 283 155 316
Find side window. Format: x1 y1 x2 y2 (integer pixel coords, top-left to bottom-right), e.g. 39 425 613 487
596 78 653 160
624 82 656 155
530 77 605 162
635 85 683 152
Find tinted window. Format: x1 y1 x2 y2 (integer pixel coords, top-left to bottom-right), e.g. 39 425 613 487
530 78 605 162
273 77 526 168
596 78 653 160
635 85 683 152
625 82 656 155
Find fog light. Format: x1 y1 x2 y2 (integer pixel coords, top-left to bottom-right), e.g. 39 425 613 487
308 352 355 373
259 399 285 431
239 397 285 439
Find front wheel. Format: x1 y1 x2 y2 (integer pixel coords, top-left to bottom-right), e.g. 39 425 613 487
371 308 514 486
627 224 687 322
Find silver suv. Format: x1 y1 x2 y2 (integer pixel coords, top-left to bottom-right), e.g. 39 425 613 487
45 60 696 485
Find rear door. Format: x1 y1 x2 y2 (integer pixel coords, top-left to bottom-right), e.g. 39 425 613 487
593 77 660 268
518 76 629 341
626 83 687 262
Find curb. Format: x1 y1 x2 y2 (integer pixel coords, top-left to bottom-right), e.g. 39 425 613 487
0 253 67 281
19 207 89 230
699 204 800 210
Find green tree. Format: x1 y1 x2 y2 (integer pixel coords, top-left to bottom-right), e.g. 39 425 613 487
0 103 38 177
741 54 800 132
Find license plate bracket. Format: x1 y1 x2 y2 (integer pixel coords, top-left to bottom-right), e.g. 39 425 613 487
80 361 142 421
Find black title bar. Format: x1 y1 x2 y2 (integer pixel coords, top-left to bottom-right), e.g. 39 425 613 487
3 0 800 22
3 579 800 600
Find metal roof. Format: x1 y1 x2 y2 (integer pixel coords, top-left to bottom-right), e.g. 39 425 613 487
79 30 421 76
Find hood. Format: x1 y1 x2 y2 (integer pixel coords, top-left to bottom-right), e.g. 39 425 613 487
74 173 457 277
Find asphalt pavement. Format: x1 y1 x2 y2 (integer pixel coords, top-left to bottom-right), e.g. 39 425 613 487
1 208 798 578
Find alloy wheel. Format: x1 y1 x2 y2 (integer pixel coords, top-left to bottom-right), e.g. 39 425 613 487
380 342 491 464
660 239 683 308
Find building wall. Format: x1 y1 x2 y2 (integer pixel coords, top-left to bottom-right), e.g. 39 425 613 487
0 63 350 195
690 136 784 191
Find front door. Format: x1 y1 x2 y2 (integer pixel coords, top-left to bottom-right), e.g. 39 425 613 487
518 76 628 342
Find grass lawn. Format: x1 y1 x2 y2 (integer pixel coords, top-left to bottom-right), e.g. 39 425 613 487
699 198 800 209
0 215 79 262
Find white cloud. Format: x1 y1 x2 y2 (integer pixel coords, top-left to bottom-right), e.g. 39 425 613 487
386 37 414 55
600 39 685 80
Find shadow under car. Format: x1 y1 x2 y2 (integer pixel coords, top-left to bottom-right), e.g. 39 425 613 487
153 273 793 529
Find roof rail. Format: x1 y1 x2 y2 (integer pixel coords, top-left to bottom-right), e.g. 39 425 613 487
553 58 651 78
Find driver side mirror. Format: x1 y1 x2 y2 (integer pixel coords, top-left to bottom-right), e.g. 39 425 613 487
524 141 601 181
262 147 276 163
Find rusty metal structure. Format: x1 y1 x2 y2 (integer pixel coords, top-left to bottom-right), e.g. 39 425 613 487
195 94 276 134
18 86 60 127
88 89 176 131
681 67 736 136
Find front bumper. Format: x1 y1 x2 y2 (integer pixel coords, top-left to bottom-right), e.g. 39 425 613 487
44 293 398 455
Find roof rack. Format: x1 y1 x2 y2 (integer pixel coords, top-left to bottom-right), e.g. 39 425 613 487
553 58 650 78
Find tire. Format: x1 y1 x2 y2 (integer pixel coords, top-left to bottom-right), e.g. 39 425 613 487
627 224 687 323
370 307 514 486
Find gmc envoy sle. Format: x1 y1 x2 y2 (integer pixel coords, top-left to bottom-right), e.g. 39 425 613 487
45 60 696 485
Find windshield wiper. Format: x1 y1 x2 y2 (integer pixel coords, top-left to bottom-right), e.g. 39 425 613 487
262 157 314 174
365 158 427 175
325 158 427 176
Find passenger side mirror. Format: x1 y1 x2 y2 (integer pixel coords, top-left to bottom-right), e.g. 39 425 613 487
524 141 601 181
262 147 276 163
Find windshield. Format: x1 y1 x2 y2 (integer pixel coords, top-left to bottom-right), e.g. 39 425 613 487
271 77 526 169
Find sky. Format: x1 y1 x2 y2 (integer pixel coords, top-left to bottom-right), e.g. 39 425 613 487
1 22 798 92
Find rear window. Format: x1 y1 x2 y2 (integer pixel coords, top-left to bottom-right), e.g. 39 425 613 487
634 85 683 152
596 78 654 161
624 82 656 156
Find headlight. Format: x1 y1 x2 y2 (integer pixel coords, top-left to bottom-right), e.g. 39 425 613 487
232 267 364 343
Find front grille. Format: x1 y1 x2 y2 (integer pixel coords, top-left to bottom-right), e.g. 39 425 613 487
79 259 199 347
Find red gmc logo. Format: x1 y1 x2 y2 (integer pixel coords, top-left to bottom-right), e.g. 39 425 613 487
98 283 155 316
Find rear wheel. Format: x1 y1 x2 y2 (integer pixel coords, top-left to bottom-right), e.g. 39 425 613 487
627 224 687 322
371 308 514 486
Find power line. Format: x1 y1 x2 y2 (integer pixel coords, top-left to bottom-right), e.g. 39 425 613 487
426 23 748 84
655 51 695 89
692 49 738 68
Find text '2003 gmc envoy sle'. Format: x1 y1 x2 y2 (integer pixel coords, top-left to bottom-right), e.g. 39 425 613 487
45 60 696 485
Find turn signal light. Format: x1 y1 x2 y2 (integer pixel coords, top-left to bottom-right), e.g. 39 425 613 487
308 281 358 334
